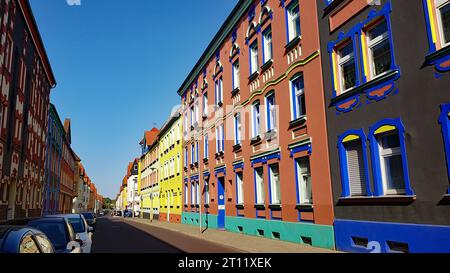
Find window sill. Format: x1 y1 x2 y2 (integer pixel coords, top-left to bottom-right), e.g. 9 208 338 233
268 204 282 211
233 143 242 152
330 69 400 107
250 135 262 145
285 36 301 53
337 195 416 206
236 204 244 210
202 114 208 121
295 204 313 211
264 129 277 141
424 44 450 66
260 59 273 73
289 116 307 129
231 87 240 97
254 204 266 210
204 204 210 208
203 158 209 164
248 71 259 82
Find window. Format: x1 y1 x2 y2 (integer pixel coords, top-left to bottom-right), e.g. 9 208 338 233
215 77 223 106
291 74 306 120
232 60 240 90
191 143 195 164
269 164 281 204
184 147 188 167
250 41 259 75
196 141 199 163
296 158 312 204
204 179 210 204
194 100 199 124
184 112 188 133
236 172 244 205
204 134 209 159
263 27 273 63
191 182 195 204
376 132 405 195
337 41 356 93
190 105 194 127
343 139 368 196
266 93 276 131
252 102 261 138
196 182 200 205
177 154 180 174
202 92 208 116
255 167 265 204
436 0 450 47
184 183 188 205
234 113 242 145
216 124 224 153
365 19 392 78
287 1 301 42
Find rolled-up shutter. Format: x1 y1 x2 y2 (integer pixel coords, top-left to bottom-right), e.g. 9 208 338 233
345 141 367 196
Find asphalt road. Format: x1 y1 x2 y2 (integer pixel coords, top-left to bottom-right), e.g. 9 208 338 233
91 216 240 253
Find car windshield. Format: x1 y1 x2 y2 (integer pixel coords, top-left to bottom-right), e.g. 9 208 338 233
68 217 85 233
81 213 93 219
28 221 68 250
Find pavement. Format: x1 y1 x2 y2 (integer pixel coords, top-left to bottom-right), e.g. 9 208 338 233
122 216 338 253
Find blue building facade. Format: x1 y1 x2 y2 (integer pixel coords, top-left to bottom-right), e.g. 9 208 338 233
43 104 65 215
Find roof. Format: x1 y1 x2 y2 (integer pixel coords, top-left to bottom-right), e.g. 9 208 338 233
18 0 56 87
158 106 182 137
140 128 159 146
176 0 249 97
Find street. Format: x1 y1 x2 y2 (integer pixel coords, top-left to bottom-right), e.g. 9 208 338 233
91 216 240 253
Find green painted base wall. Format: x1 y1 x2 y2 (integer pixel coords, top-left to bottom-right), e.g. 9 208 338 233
181 213 335 250
182 212 218 229
225 216 335 250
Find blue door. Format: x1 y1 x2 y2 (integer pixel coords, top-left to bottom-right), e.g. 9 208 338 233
217 177 225 229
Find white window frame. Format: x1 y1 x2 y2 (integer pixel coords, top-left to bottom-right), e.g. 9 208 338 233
202 92 208 116
287 2 300 42
204 180 210 204
191 182 195 204
337 41 356 93
252 102 261 138
377 132 405 195
235 113 242 145
196 181 200 205
250 41 259 75
436 0 450 47
236 172 244 205
184 183 188 205
269 164 281 204
204 134 209 159
291 74 306 120
215 77 223 105
366 19 391 79
233 60 240 90
266 93 276 131
255 167 265 204
296 158 312 204
263 27 273 63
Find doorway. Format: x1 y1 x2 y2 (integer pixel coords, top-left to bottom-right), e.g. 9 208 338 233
217 177 225 229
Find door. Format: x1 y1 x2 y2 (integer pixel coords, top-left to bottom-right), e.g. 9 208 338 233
217 177 225 229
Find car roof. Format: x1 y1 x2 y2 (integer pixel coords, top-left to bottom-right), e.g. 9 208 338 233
44 214 81 218
29 217 66 223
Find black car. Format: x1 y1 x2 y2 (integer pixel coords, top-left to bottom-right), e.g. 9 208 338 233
0 225 55 253
80 212 96 230
27 217 82 253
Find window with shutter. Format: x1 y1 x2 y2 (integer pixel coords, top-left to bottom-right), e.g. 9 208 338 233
344 140 367 196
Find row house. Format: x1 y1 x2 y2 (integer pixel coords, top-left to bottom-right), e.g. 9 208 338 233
178 0 335 249
317 0 450 252
139 127 160 220
0 0 56 220
72 162 90 213
59 118 77 214
126 159 139 215
158 107 183 223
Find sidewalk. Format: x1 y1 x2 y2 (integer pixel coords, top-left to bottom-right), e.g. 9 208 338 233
125 217 339 253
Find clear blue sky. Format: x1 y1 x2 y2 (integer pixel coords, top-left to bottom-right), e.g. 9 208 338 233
29 0 238 199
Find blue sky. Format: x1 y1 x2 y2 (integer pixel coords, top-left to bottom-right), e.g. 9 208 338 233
29 0 238 199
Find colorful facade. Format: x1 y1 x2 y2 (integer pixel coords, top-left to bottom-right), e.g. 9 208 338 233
177 0 335 249
126 159 139 215
158 107 183 223
317 0 450 253
59 119 77 214
0 0 56 220
139 128 160 220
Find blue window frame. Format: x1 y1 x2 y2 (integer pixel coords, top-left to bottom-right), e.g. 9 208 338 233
249 41 259 75
439 103 450 194
266 92 276 131
338 129 372 197
290 74 306 120
368 118 414 196
285 1 301 43
262 26 273 64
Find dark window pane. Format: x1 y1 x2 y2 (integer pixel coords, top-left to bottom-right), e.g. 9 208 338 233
441 3 450 44
381 133 400 149
384 154 405 191
342 60 356 90
368 19 388 40
372 39 392 75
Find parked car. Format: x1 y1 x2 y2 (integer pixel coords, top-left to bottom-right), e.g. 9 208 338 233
123 210 132 218
81 212 96 230
27 217 82 253
0 226 55 253
44 214 93 253
114 211 122 217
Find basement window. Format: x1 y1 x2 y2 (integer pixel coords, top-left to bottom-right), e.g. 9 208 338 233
257 229 265 237
387 241 409 253
237 226 244 233
272 232 281 240
301 236 312 246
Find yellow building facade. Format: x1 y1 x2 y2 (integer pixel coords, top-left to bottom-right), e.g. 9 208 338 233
158 107 183 223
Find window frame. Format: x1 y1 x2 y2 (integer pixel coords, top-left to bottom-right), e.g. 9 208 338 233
236 171 244 205
249 40 259 75
252 101 261 138
232 60 240 90
265 92 276 132
215 77 223 106
337 40 357 94
268 163 281 205
439 103 450 193
234 113 242 145
294 157 313 205
290 74 306 120
435 0 450 48
364 18 393 80
254 167 265 205
262 26 273 64
286 1 301 43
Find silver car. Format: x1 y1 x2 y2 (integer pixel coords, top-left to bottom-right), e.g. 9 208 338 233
44 214 93 253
